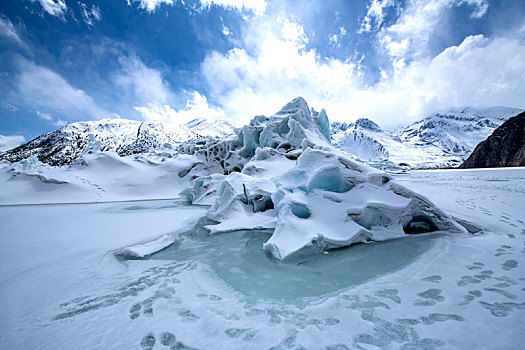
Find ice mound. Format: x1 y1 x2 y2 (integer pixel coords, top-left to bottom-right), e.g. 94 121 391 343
179 97 466 259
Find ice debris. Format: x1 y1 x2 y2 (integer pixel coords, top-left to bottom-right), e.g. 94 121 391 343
119 235 175 258
178 97 466 260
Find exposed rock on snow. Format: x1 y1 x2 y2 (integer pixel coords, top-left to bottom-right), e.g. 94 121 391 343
460 111 525 168
179 97 466 260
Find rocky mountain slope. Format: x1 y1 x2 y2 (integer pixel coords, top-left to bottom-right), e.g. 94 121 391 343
0 118 235 166
460 111 525 168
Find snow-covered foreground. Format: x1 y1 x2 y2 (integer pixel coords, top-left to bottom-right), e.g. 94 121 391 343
1 168 524 349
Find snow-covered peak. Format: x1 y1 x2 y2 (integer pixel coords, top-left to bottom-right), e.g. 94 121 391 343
185 118 236 138
354 118 382 132
433 106 522 122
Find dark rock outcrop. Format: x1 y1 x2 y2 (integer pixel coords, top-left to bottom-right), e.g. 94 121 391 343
460 111 525 168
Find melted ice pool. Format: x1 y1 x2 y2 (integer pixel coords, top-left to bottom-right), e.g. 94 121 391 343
148 230 439 301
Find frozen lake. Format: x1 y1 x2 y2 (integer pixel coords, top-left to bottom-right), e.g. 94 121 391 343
148 229 436 302
1 168 524 349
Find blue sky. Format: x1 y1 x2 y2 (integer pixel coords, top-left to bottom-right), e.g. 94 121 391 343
1 0 524 150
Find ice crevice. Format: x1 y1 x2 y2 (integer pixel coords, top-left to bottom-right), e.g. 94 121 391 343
177 97 467 260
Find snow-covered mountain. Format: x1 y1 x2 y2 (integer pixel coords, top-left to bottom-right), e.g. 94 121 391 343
185 118 236 138
0 118 235 166
332 106 523 168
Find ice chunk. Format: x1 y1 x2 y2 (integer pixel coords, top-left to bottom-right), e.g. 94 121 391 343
119 235 175 258
176 97 466 260
208 172 276 222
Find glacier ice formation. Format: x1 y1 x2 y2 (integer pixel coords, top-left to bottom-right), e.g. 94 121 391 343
178 97 466 260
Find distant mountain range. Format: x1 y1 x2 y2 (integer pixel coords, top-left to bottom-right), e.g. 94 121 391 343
0 118 235 166
1 106 522 168
331 106 523 168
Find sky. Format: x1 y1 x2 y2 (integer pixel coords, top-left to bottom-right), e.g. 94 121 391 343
0 0 524 149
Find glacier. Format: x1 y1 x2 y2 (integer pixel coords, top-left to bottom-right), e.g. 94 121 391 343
175 97 465 259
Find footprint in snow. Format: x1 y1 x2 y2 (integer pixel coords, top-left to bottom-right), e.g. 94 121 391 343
457 276 482 287
374 289 401 304
178 309 199 322
479 301 525 317
467 262 483 270
502 260 518 271
414 289 444 306
140 333 156 350
458 290 482 306
484 287 517 300
421 275 442 283
224 328 258 342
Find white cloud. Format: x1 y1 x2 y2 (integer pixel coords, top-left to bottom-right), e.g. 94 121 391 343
201 18 362 123
329 26 347 47
459 0 489 18
133 0 174 12
0 16 25 46
79 2 102 27
113 54 173 106
200 0 267 16
1 103 18 112
31 0 68 17
0 135 26 152
36 110 53 121
220 16 231 36
54 119 68 127
11 58 110 120
359 0 396 33
200 15 525 127
130 0 267 15
379 34 525 116
378 0 490 62
135 91 225 125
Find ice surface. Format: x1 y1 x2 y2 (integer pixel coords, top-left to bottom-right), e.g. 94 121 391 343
148 229 437 300
1 168 525 349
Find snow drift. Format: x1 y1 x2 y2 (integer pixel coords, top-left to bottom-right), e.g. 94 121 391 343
178 97 466 260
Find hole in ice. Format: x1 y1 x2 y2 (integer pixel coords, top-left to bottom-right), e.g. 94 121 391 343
290 202 311 219
404 215 438 234
145 229 437 301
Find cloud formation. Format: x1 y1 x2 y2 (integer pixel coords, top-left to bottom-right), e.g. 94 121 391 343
79 2 102 27
10 58 110 120
131 0 267 14
377 0 489 63
113 54 173 107
135 91 225 126
31 0 68 18
0 134 26 152
199 8 525 126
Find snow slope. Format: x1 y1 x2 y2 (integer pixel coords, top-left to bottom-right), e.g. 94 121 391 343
0 150 196 204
